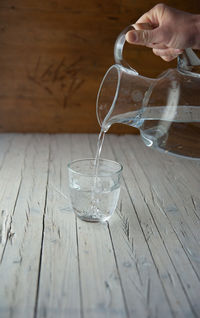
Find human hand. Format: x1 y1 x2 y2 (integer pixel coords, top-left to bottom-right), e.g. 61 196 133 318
126 3 200 61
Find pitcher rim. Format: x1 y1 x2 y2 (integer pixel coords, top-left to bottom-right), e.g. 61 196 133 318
96 64 122 127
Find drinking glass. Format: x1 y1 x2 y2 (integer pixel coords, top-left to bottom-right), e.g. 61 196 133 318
68 158 123 222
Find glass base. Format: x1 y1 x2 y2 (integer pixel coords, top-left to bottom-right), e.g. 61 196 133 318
75 211 112 223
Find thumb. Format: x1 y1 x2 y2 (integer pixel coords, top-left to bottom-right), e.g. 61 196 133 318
126 29 160 46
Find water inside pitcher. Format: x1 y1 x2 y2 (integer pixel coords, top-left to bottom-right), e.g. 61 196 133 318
96 25 200 159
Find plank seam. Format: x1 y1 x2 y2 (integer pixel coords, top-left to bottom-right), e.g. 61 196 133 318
34 136 50 318
0 175 23 263
75 216 84 318
107 222 130 318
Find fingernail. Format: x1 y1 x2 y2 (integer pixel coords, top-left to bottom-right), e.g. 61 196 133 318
126 31 138 43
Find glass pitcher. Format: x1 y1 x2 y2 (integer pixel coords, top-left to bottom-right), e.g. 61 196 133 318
96 25 200 159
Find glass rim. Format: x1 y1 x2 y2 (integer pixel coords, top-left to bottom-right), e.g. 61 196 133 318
67 158 123 177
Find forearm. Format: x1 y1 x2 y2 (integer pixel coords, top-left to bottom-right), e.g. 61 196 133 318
194 14 200 49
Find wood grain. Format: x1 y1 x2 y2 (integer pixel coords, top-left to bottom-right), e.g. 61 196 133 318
0 133 200 318
0 134 50 317
37 135 81 318
0 0 199 133
88 134 173 318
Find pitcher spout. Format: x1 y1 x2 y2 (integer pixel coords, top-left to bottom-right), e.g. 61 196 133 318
96 64 154 131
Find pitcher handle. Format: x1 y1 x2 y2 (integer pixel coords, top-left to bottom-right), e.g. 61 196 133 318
115 24 200 75
114 25 138 74
178 48 200 73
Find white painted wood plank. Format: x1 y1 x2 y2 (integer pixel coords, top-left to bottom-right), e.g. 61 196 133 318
88 134 173 318
129 135 200 310
123 135 200 316
128 135 200 238
108 134 197 318
152 148 200 226
125 135 200 279
70 134 127 318
36 134 82 318
0 134 15 170
1 133 199 318
0 134 31 261
0 134 50 318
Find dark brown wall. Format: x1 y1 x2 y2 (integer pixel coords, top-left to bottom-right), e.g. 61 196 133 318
0 0 199 133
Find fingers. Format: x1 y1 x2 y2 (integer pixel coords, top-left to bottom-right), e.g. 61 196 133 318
153 47 183 56
133 23 155 31
160 56 177 62
131 23 168 49
133 23 157 48
152 47 183 61
136 3 167 26
146 43 168 49
126 28 163 46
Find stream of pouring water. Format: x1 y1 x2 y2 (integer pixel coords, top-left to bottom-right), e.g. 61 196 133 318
94 129 106 176
91 127 107 211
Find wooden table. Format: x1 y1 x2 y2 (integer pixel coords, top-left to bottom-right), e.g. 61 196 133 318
0 133 200 318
